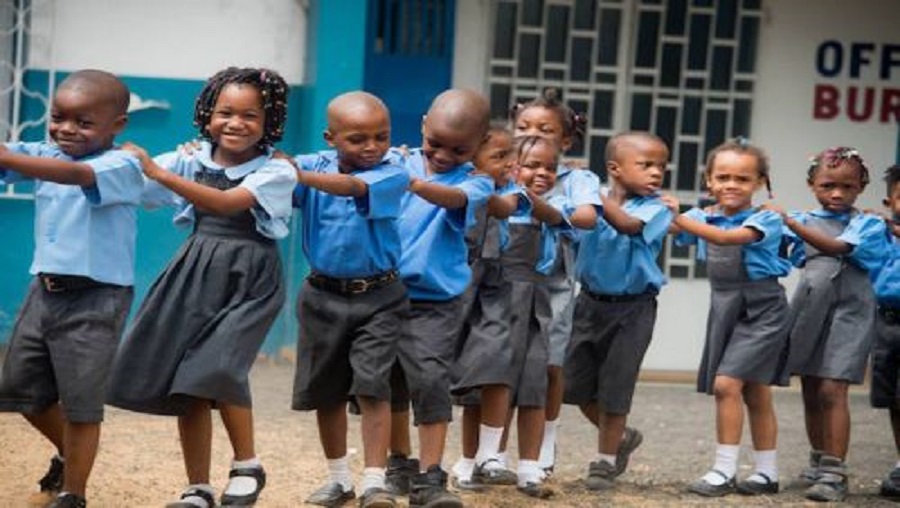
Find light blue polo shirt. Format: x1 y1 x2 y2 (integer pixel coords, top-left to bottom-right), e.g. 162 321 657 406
874 237 900 307
496 180 531 254
293 150 409 278
548 163 603 215
785 209 888 273
576 192 672 294
397 149 494 300
141 141 296 240
0 142 143 285
675 207 791 280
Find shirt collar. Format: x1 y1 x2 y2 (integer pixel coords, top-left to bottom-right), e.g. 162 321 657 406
196 141 272 179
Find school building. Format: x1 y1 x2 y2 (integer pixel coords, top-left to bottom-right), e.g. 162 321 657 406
1 0 899 372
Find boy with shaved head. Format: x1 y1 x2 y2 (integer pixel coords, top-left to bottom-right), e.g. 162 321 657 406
384 89 494 508
290 91 410 508
0 69 143 508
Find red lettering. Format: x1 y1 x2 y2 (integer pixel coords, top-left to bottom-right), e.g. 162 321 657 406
881 88 900 122
846 87 875 121
813 84 840 119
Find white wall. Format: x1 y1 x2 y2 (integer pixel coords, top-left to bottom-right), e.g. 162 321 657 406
452 0 490 91
28 0 308 84
753 0 900 212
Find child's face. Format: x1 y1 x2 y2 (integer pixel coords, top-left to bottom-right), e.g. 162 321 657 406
207 83 265 161
421 115 483 174
473 132 514 187
513 106 572 152
607 139 668 197
49 88 126 158
516 141 559 195
705 150 764 214
325 107 390 171
809 163 863 213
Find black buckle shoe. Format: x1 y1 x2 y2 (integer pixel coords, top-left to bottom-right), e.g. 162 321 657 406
305 481 355 507
166 487 216 508
385 454 419 495
221 467 266 506
39 456 65 494
48 493 86 508
736 472 779 495
687 470 736 497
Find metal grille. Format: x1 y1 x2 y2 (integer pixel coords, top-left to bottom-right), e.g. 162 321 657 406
487 0 761 279
1 0 55 199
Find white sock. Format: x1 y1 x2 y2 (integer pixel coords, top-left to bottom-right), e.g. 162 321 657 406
495 451 509 469
360 467 386 492
327 456 353 491
517 459 542 487
751 449 778 481
224 458 262 496
452 457 476 480
538 419 558 469
475 424 504 465
181 484 215 508
594 453 617 466
701 444 740 485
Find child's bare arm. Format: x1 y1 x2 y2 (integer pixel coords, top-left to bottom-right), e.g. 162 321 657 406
487 193 520 219
123 142 256 215
673 213 761 245
601 192 644 235
409 177 467 209
527 190 564 226
783 215 853 255
0 145 96 186
568 204 598 229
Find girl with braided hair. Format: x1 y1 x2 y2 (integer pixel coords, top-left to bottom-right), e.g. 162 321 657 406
772 147 889 502
108 67 296 508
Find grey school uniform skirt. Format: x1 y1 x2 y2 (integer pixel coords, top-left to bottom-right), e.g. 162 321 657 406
108 213 285 416
452 258 514 399
784 256 875 384
697 243 790 394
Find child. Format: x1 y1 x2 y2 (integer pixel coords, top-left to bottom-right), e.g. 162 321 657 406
667 138 791 497
108 67 296 508
563 131 671 491
872 164 900 500
387 89 494 508
289 91 409 508
777 147 887 502
450 124 527 490
0 69 141 508
510 89 601 476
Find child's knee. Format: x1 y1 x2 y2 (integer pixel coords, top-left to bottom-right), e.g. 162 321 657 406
712 377 742 401
817 380 849 409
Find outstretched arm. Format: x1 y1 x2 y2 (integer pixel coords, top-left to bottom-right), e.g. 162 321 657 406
601 190 644 235
123 142 256 215
672 212 761 245
0 145 95 186
527 190 564 226
487 193 520 219
409 177 467 209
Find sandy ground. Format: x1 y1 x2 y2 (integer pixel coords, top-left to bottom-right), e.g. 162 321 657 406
1 360 899 507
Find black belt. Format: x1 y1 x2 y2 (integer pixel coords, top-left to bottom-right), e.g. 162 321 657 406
38 274 117 293
584 289 656 303
880 306 900 325
308 269 399 296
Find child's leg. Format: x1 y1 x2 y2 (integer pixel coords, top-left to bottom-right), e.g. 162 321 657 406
516 406 546 488
738 383 779 494
313 402 349 460
817 378 851 459
219 402 257 461
390 410 412 458
713 375 746 445
357 397 390 468
418 422 449 470
461 406 480 459
599 413 626 457
475 385 509 464
60 421 100 497
23 403 65 454
578 401 601 428
801 376 825 451
545 365 564 422
178 399 213 484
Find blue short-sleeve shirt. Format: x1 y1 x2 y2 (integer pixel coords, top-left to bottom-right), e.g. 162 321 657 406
397 149 494 300
786 209 888 273
874 237 900 307
142 141 296 239
675 207 791 280
575 192 672 294
293 150 409 278
0 142 144 285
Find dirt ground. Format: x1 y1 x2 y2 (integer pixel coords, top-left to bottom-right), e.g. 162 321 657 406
1 360 898 507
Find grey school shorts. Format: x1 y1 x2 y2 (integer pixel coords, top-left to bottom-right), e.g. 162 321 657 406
292 279 408 410
392 297 465 425
0 279 133 423
563 290 657 415
871 308 900 408
546 276 576 367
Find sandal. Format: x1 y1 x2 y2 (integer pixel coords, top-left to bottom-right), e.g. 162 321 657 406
220 467 266 506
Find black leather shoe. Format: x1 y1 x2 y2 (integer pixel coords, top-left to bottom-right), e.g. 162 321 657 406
48 493 86 508
221 466 266 506
358 487 396 508
881 466 900 499
409 466 462 508
305 482 355 507
687 470 736 497
736 473 779 495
